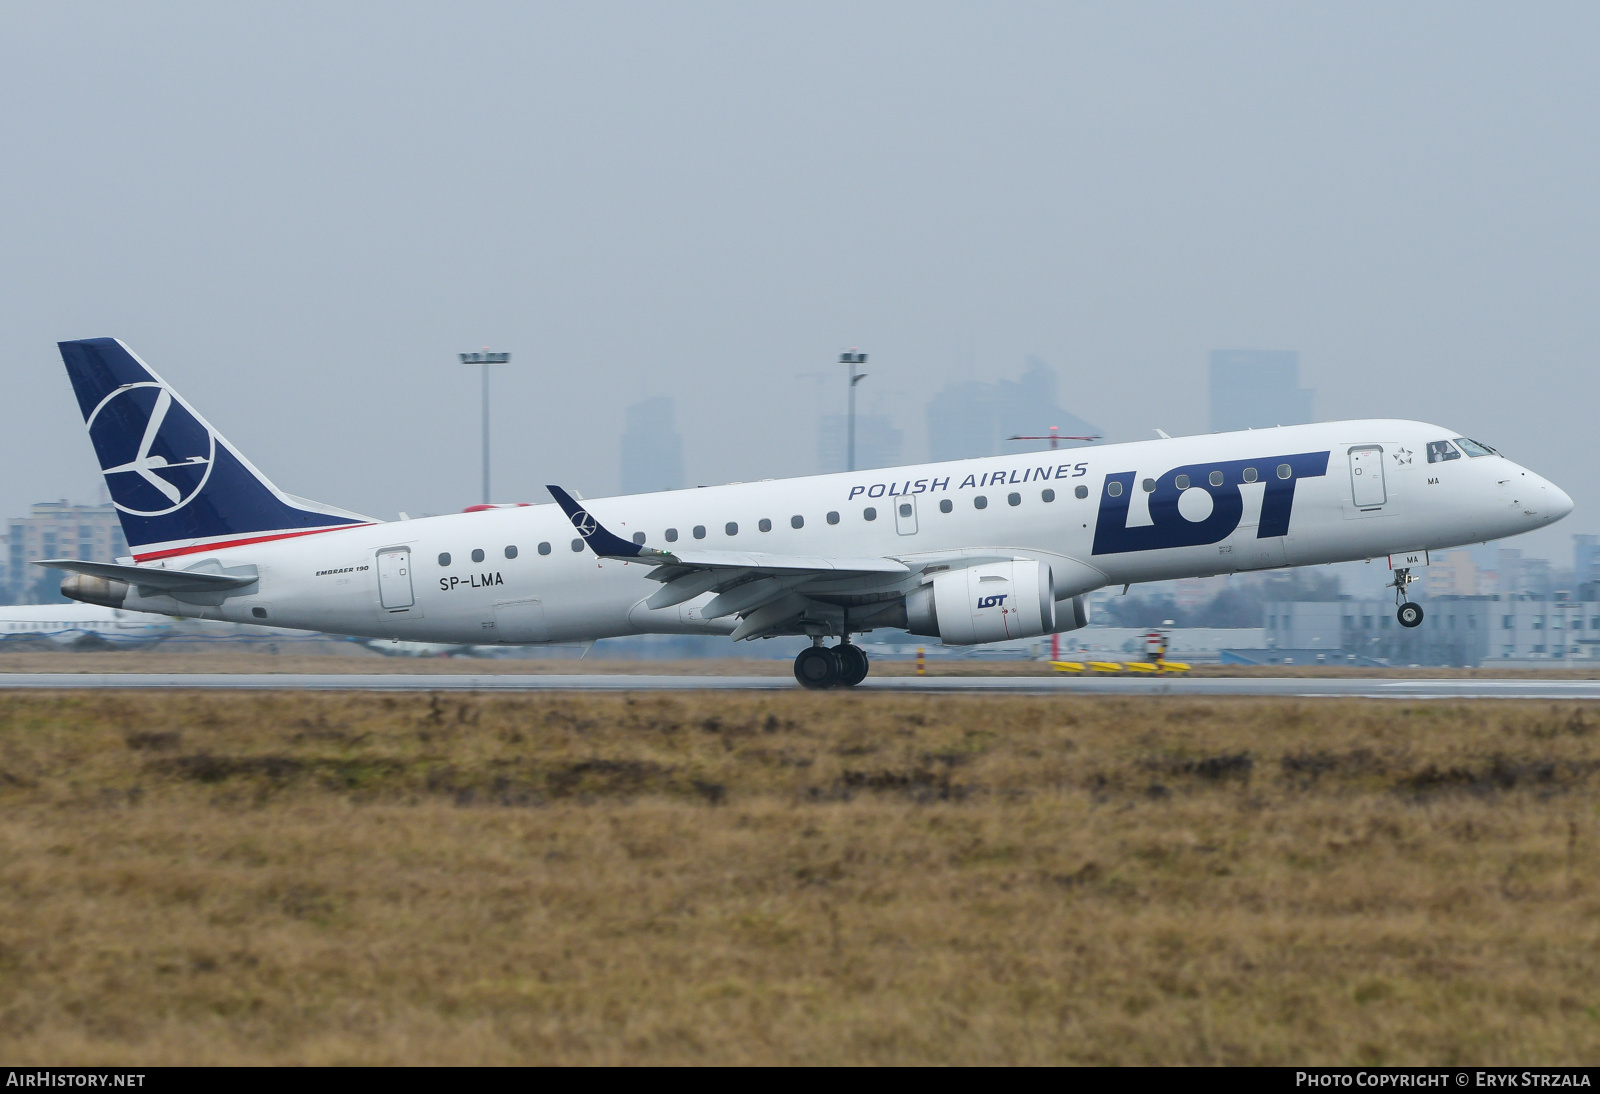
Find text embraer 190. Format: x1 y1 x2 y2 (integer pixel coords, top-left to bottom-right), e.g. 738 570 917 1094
40 338 1572 687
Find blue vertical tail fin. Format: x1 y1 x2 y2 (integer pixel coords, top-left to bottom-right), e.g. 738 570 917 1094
58 338 373 560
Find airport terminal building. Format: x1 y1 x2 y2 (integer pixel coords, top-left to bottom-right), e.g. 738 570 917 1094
1263 593 1600 666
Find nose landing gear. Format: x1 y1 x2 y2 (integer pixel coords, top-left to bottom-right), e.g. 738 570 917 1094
793 635 871 689
1390 567 1425 628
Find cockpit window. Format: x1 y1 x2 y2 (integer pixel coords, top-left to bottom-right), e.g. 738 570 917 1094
1454 437 1497 457
1426 440 1461 463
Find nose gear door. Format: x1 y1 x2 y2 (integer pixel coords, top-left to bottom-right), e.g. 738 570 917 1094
894 494 918 535
376 548 415 610
1348 445 1386 508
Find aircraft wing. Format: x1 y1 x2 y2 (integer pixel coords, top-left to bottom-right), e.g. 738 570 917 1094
546 484 913 638
34 559 259 593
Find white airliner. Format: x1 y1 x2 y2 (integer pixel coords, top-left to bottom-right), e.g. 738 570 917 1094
40 339 1573 687
0 603 173 646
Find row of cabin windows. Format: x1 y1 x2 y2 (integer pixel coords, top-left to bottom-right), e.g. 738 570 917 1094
1104 464 1296 498
434 485 1096 563
438 546 521 566
620 487 1085 543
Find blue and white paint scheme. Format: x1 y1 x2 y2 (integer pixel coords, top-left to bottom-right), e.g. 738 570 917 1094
58 338 372 561
39 338 1574 687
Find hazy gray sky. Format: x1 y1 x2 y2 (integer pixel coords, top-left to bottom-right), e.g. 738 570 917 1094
3 2 1595 563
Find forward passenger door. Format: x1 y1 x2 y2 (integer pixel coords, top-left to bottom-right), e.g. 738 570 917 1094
1349 446 1387 509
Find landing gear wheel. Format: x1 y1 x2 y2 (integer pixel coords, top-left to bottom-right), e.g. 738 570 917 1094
837 644 869 686
1397 602 1424 628
794 645 842 689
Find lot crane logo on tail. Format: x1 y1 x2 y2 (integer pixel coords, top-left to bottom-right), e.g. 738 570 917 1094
86 382 216 516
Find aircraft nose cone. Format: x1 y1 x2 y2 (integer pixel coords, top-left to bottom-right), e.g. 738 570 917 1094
1545 480 1575 523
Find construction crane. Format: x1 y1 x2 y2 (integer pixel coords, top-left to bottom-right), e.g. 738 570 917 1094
1006 426 1101 450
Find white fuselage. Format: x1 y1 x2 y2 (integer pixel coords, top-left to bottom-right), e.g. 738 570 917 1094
109 420 1571 645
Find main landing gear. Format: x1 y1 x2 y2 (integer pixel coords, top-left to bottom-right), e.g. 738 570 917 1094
793 637 871 689
1390 567 1425 629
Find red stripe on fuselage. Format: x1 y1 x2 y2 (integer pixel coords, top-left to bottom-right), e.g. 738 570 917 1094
132 523 373 562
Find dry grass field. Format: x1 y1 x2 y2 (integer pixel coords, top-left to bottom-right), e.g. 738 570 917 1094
0 689 1597 1064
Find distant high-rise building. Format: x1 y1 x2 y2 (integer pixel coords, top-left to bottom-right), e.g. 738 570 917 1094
1491 547 1555 599
1425 550 1480 597
926 357 1101 463
1209 349 1314 433
4 501 127 603
1575 535 1600 586
819 414 903 473
618 397 685 495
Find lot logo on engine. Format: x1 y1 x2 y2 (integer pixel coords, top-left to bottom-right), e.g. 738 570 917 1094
977 594 1009 609
1092 451 1329 556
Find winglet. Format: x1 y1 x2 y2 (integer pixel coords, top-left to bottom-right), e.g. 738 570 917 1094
546 485 678 563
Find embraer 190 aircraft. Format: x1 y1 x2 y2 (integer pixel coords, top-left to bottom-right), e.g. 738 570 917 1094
40 339 1573 687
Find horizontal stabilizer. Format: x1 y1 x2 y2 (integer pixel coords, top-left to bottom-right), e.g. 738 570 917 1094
34 559 258 593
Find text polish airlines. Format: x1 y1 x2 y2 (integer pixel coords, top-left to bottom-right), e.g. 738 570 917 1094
40 339 1573 687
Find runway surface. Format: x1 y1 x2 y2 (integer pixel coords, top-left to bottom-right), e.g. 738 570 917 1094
1 672 1599 698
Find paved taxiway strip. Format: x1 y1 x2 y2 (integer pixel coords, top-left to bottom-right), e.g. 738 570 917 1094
0 673 1598 699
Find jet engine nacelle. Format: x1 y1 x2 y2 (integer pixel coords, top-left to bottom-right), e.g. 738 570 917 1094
906 560 1085 645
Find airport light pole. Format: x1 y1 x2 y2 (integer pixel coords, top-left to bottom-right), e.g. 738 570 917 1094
841 350 868 472
460 350 511 504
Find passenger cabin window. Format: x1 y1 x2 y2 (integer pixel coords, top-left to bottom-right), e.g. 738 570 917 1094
571 539 583 552
939 499 953 513
1175 475 1190 489
665 528 678 542
693 525 707 539
632 532 646 544
974 496 988 509
725 522 738 536
899 502 913 517
504 545 518 559
1276 464 1292 480
1142 479 1155 492
1041 488 1055 502
759 518 772 532
1243 467 1258 483
1007 492 1021 506
1455 437 1496 457
538 542 551 555
1075 485 1088 499
438 552 451 566
1107 482 1123 498
471 549 485 563
826 511 840 525
1427 440 1462 463
791 515 804 529
863 507 877 521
